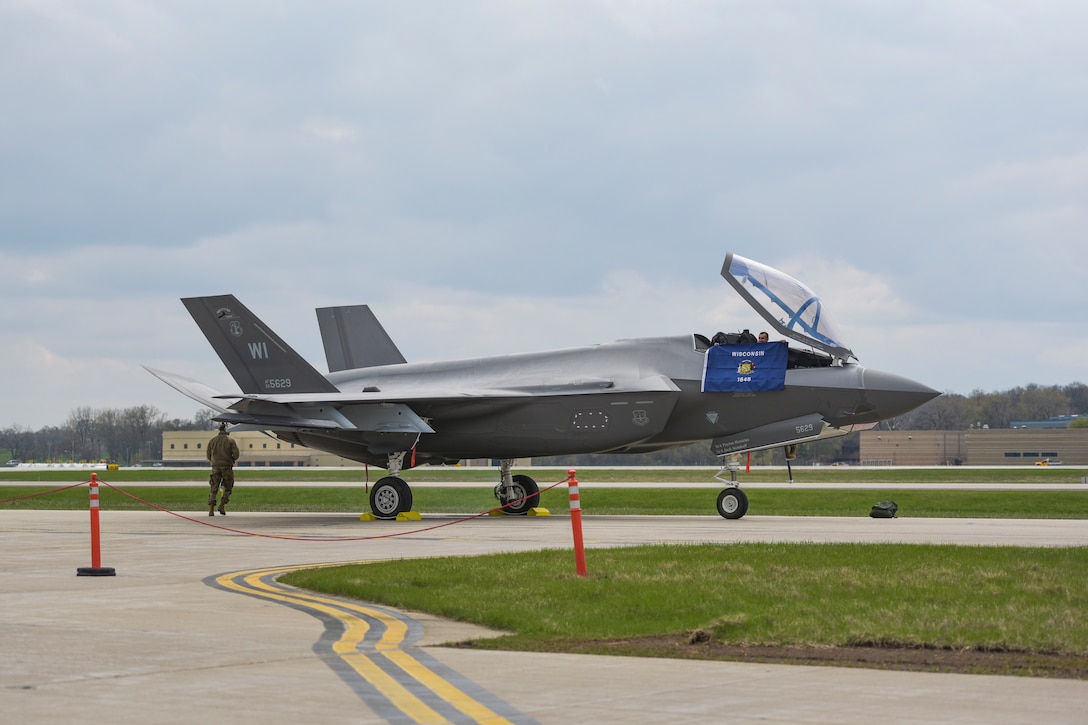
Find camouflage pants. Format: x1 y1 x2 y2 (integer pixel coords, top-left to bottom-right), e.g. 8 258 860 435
209 466 235 506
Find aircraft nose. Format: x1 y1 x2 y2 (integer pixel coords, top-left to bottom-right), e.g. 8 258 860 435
860 368 940 419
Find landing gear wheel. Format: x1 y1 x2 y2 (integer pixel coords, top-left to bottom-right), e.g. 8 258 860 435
370 476 413 519
498 474 540 515
716 487 748 519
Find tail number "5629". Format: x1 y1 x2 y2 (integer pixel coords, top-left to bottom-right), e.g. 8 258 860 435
265 378 292 389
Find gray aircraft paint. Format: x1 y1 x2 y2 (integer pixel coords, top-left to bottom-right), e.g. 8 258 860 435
146 252 938 518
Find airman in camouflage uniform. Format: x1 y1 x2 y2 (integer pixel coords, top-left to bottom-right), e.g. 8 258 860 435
206 423 240 516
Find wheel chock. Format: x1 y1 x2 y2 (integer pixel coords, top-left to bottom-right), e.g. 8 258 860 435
361 511 422 521
489 507 551 517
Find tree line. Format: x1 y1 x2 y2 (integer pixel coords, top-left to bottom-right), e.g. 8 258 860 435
2 383 1086 467
1 406 215 466
889 382 1088 432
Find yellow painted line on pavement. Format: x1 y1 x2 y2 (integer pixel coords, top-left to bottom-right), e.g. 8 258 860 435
216 564 517 725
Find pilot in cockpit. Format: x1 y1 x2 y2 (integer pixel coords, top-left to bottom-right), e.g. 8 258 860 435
711 329 763 345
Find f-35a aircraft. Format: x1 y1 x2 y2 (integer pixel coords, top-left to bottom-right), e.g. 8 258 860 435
145 252 938 519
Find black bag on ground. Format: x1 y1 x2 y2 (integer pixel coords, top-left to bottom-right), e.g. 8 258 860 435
870 500 898 518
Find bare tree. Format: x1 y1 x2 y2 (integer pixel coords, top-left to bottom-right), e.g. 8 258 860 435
0 424 33 462
65 407 99 461
1012 384 1069 422
120 405 166 463
93 410 121 463
1064 383 1088 415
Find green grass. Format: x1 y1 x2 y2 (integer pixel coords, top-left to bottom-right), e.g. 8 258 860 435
1 466 1085 485
3 483 1087 518
7 468 1087 676
281 543 1088 657
574 488 1088 518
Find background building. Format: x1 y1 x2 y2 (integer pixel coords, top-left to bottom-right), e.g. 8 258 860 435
860 428 1088 466
165 425 1088 468
161 431 514 468
162 431 359 467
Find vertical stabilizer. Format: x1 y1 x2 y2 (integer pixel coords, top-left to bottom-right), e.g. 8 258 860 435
182 295 338 395
316 304 407 372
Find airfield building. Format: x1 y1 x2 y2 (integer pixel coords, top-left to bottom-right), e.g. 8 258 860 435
159 431 511 468
162 428 1088 467
160 430 354 467
859 428 1088 466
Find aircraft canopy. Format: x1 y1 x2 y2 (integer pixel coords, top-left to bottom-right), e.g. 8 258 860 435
721 252 855 361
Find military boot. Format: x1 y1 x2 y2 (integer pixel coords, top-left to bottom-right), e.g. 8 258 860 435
208 504 215 517
218 502 227 516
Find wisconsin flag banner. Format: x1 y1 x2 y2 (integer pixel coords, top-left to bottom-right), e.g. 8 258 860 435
702 341 788 392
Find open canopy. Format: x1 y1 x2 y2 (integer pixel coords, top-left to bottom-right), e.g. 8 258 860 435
721 252 855 361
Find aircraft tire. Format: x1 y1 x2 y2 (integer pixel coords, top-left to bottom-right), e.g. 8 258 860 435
370 476 413 519
716 487 748 519
499 474 540 515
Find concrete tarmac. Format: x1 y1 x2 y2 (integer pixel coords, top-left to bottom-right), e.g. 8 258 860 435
3 509 1087 724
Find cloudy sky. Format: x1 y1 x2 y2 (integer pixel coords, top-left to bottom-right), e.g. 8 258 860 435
3 1 1086 429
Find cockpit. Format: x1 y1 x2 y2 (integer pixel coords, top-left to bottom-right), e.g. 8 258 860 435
692 331 834 370
693 252 857 370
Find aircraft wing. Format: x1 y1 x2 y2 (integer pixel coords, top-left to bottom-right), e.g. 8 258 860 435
144 365 436 432
145 364 677 434
215 404 427 432
230 375 672 404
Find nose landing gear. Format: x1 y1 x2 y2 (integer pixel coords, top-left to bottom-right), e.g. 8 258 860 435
714 454 749 519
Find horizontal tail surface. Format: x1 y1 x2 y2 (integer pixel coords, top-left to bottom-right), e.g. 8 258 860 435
182 295 338 395
141 366 236 413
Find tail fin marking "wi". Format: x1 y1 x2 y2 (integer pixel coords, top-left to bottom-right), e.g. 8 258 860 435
182 295 338 395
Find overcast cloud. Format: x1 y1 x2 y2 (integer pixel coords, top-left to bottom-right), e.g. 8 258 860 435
3 1 1086 429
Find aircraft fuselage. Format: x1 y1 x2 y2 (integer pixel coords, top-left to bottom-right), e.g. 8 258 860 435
147 252 940 518
294 335 927 465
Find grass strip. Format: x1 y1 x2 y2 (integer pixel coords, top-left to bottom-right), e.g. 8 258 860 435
3 485 1087 518
1 466 1085 484
281 543 1088 676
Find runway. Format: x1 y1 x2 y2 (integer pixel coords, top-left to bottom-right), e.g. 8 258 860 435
3 509 1087 724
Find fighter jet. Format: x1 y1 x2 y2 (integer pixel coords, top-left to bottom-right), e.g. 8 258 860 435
145 252 938 519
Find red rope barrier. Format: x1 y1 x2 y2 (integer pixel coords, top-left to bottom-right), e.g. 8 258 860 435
0 480 87 504
97 478 568 542
3 475 569 544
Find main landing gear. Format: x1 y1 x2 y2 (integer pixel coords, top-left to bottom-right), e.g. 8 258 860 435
368 451 415 520
714 454 749 520
366 454 541 520
369 475 414 519
493 459 540 515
